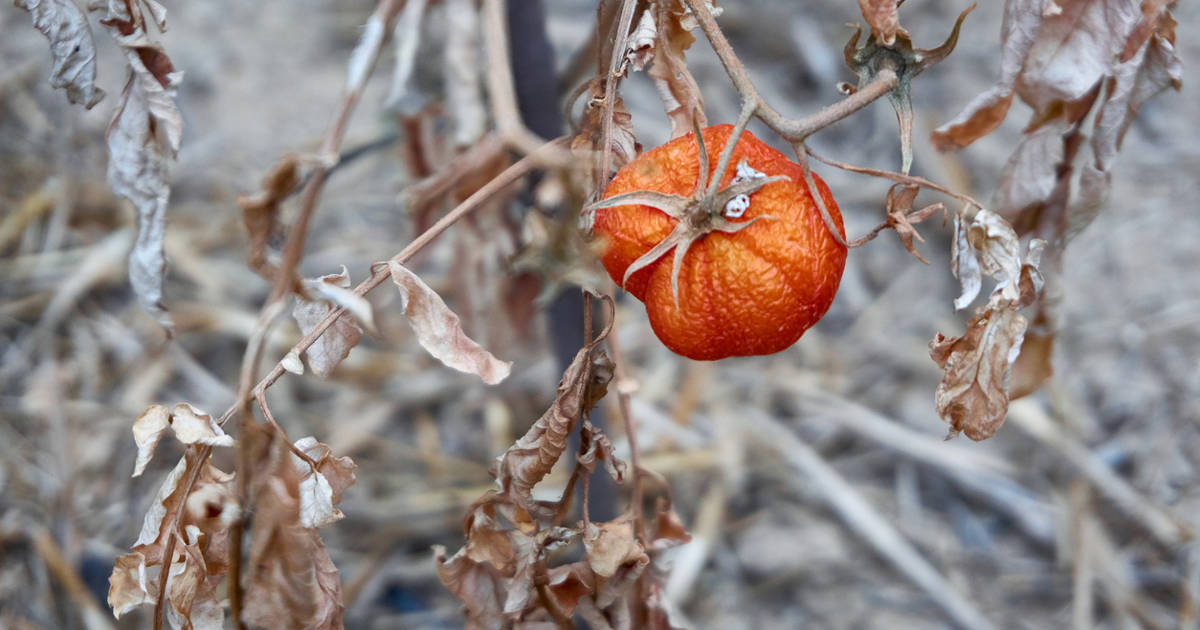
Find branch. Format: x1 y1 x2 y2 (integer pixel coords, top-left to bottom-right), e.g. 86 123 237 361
215 137 569 429
681 0 899 144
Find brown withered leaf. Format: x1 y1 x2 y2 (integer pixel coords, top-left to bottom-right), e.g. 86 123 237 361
1091 27 1182 172
292 437 358 507
434 544 505 630
1009 324 1055 400
1120 0 1175 61
1016 0 1141 120
950 214 983 310
649 497 691 552
388 261 512 385
583 515 648 579
132 404 171 477
571 82 639 186
858 0 908 47
170 403 235 448
577 420 627 484
883 184 937 264
934 0 1178 152
293 268 363 377
545 563 595 617
647 0 709 139
110 455 236 625
290 437 354 530
108 551 156 618
931 0 1050 151
493 347 614 512
239 155 301 282
933 216 1045 440
17 0 106 108
930 306 1029 441
242 423 345 630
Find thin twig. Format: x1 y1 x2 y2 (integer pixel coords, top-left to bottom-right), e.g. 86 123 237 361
267 0 406 303
215 137 568 429
806 146 985 211
598 0 638 194
681 0 899 143
481 0 576 164
604 300 645 539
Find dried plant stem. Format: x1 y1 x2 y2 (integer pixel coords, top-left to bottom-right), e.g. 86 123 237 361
214 137 567 429
152 446 204 630
268 0 405 303
680 0 899 144
598 0 638 192
806 147 985 211
604 305 645 539
481 0 577 164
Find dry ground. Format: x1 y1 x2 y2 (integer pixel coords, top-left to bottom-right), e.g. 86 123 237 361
2 1 1198 628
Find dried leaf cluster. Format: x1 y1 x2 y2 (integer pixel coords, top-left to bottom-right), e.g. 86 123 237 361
110 398 358 629
15 0 186 333
927 0 1182 439
436 328 690 629
10 0 1186 627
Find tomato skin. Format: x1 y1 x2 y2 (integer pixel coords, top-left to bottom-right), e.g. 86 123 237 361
594 125 847 360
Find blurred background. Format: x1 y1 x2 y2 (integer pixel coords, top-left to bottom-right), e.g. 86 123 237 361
2 0 1198 627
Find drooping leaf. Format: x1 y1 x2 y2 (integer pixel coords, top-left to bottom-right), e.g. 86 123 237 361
388 261 511 385
242 423 346 630
291 437 357 529
132 404 171 477
292 268 364 377
933 212 1046 440
930 0 1050 150
16 0 106 108
647 0 708 139
583 515 648 579
98 7 185 332
493 348 612 511
238 155 301 282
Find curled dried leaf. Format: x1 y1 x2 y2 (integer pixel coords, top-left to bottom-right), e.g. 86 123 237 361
108 551 156 618
293 268 363 377
388 261 512 385
930 306 1029 441
238 155 301 282
493 348 614 512
571 82 639 187
433 544 505 629
17 0 106 108
132 404 170 477
933 217 1047 440
291 437 357 528
583 515 648 579
99 8 185 333
626 9 657 72
577 420 627 484
170 403 234 447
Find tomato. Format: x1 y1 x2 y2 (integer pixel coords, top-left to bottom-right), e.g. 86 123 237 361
590 125 847 360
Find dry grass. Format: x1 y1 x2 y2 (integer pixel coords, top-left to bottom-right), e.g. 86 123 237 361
2 0 1198 628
